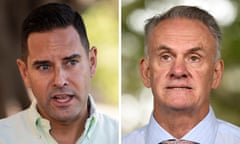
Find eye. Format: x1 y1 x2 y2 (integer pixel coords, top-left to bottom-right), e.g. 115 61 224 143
36 65 50 71
66 59 79 66
160 54 172 62
189 55 200 63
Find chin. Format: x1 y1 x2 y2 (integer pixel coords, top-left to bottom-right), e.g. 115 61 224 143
50 110 81 122
54 114 78 123
167 103 195 111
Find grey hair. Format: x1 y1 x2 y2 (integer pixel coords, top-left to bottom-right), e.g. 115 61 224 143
144 5 222 60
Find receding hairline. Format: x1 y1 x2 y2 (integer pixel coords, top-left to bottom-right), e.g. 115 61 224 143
144 6 222 60
146 18 218 60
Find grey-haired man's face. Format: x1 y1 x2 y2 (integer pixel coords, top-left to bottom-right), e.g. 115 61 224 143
140 18 223 113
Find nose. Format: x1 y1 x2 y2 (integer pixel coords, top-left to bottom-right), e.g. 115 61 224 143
53 68 68 88
169 57 188 79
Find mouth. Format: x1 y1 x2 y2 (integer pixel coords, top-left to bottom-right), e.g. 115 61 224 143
166 86 192 90
52 94 74 104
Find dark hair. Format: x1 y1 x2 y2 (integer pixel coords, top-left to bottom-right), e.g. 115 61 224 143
144 6 221 59
21 3 89 62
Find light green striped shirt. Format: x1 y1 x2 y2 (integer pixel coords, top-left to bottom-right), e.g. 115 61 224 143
0 96 118 144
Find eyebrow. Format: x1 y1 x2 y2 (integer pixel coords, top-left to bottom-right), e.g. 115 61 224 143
154 46 175 56
32 54 81 67
187 47 205 53
156 45 205 54
62 54 81 61
156 45 172 53
32 60 51 68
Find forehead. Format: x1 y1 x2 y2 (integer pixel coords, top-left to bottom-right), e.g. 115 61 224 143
27 26 82 49
27 26 85 59
147 18 216 52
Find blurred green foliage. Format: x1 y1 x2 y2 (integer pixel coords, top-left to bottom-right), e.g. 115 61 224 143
83 0 118 105
122 0 240 126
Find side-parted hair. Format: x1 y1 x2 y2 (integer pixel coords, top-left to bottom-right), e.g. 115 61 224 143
144 5 222 59
21 3 89 62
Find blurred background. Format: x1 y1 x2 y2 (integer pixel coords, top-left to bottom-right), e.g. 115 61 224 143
0 0 118 120
122 0 240 135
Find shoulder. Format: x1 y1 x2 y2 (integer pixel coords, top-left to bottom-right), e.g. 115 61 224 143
122 125 147 144
0 110 33 143
216 119 240 141
217 119 240 135
0 110 28 128
88 113 119 144
90 112 118 143
95 112 118 129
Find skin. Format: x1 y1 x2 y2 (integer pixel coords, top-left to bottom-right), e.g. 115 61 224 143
140 18 224 138
17 25 97 144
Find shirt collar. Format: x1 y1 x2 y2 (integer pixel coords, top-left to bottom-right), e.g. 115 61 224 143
145 112 173 144
145 107 218 144
27 95 98 143
78 95 98 141
182 107 218 143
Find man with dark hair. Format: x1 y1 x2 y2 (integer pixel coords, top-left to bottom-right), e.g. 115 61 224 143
0 3 118 144
123 6 240 144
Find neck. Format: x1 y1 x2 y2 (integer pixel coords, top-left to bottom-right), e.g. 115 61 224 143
49 110 89 144
153 105 209 138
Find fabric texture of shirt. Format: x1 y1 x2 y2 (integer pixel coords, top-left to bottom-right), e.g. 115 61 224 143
123 107 240 144
0 96 118 144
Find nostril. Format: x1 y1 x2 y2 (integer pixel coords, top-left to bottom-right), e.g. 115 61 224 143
53 82 68 88
182 74 187 78
170 73 187 79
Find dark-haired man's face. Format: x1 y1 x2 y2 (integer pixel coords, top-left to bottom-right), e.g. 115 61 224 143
17 26 97 123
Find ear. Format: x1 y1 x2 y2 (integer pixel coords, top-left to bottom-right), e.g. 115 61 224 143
16 59 31 88
140 57 151 88
212 59 224 89
89 46 97 78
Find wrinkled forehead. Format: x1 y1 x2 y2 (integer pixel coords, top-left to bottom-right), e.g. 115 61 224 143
149 18 213 39
147 18 216 53
26 26 86 64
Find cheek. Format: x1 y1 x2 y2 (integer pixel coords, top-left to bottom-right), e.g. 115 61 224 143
28 74 49 101
71 66 91 89
72 72 90 87
149 64 168 88
191 66 214 93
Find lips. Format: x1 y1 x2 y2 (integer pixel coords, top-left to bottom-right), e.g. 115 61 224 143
166 86 192 90
52 94 74 103
165 79 193 89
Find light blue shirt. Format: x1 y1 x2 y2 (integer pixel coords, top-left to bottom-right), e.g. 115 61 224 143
0 96 118 144
123 107 240 144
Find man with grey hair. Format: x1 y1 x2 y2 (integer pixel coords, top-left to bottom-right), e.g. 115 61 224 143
123 5 240 144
